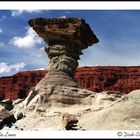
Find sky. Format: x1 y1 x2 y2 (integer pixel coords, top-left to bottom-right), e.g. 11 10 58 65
0 10 140 77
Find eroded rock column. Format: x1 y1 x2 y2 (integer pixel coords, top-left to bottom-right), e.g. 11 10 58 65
28 18 99 88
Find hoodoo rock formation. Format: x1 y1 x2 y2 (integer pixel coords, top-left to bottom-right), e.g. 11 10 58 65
13 17 98 111
28 18 99 88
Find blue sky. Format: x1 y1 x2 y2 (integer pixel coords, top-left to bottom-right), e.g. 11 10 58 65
0 10 140 77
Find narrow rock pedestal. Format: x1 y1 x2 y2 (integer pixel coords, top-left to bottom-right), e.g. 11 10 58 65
17 18 99 113
28 18 99 88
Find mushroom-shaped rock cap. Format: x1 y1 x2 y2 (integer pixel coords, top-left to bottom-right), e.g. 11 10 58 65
28 18 99 49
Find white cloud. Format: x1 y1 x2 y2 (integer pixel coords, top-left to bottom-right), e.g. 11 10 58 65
59 16 66 18
35 68 45 70
11 10 42 16
10 27 43 48
0 62 26 74
0 28 3 33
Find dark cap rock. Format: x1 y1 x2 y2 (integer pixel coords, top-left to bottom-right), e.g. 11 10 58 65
28 18 99 49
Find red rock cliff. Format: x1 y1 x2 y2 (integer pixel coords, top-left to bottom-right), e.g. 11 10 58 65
0 70 47 100
1 66 140 100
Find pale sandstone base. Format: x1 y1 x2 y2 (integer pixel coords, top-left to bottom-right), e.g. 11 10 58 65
10 90 140 130
10 89 140 131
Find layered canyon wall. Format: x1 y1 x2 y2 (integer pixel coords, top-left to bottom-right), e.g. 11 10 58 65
0 66 140 100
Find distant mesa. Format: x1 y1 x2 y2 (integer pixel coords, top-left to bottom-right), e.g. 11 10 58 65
1 66 140 100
